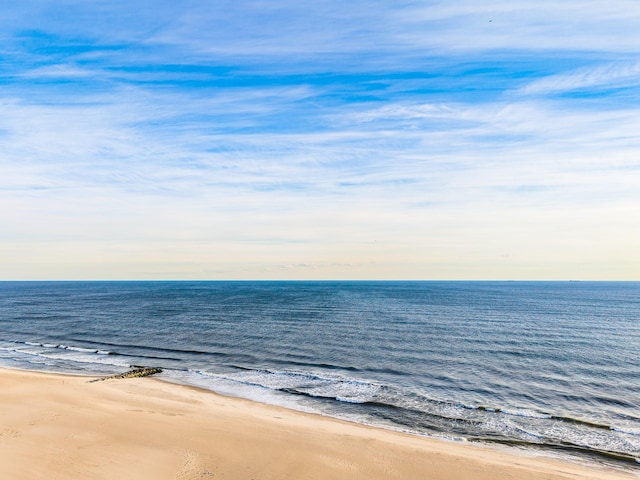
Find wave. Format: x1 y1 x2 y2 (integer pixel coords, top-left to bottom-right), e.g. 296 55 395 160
278 386 376 404
161 365 640 467
4 340 145 370
3 339 639 468
203 367 382 403
270 359 362 372
11 341 107 354
488 407 552 419
60 345 101 353
66 337 240 359
180 366 639 430
8 340 186 363
4 347 130 369
611 426 640 437
476 437 640 467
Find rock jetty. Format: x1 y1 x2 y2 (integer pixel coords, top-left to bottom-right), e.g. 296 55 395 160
88 367 163 383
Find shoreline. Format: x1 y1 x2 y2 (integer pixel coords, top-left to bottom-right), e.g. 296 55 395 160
15 364 639 470
1 367 637 480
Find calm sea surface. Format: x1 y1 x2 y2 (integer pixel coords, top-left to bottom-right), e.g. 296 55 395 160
1 281 638 467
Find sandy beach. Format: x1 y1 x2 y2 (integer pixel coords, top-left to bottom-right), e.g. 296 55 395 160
0 368 636 480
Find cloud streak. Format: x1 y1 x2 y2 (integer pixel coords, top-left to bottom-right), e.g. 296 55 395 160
1 1 639 279
519 62 640 95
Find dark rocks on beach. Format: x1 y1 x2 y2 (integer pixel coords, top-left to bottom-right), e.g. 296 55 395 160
88 367 163 383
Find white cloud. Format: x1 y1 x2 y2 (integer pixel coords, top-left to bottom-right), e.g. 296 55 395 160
1 1 640 279
396 1 640 53
519 62 640 95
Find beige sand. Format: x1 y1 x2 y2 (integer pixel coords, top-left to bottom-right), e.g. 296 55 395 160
0 368 636 480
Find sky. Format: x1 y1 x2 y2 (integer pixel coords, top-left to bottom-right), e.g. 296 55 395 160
1 1 639 280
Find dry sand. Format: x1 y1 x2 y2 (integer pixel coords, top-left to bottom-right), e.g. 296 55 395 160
1 368 637 480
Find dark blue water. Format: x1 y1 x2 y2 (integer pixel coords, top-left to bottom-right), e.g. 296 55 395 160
1 281 639 467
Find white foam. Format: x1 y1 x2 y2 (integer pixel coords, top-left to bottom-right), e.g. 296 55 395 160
162 369 318 414
174 368 386 407
209 368 335 391
336 396 367 404
611 426 640 437
500 408 551 419
60 345 98 353
306 381 381 403
10 347 129 368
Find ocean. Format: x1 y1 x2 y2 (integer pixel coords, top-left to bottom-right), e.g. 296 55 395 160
0 281 638 468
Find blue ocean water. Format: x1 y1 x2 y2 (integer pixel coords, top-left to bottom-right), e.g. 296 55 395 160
0 281 638 467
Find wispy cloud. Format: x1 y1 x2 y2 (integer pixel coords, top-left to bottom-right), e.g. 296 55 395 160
397 1 640 53
1 1 639 279
519 62 640 95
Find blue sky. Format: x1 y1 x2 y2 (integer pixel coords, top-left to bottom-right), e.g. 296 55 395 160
1 1 639 279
